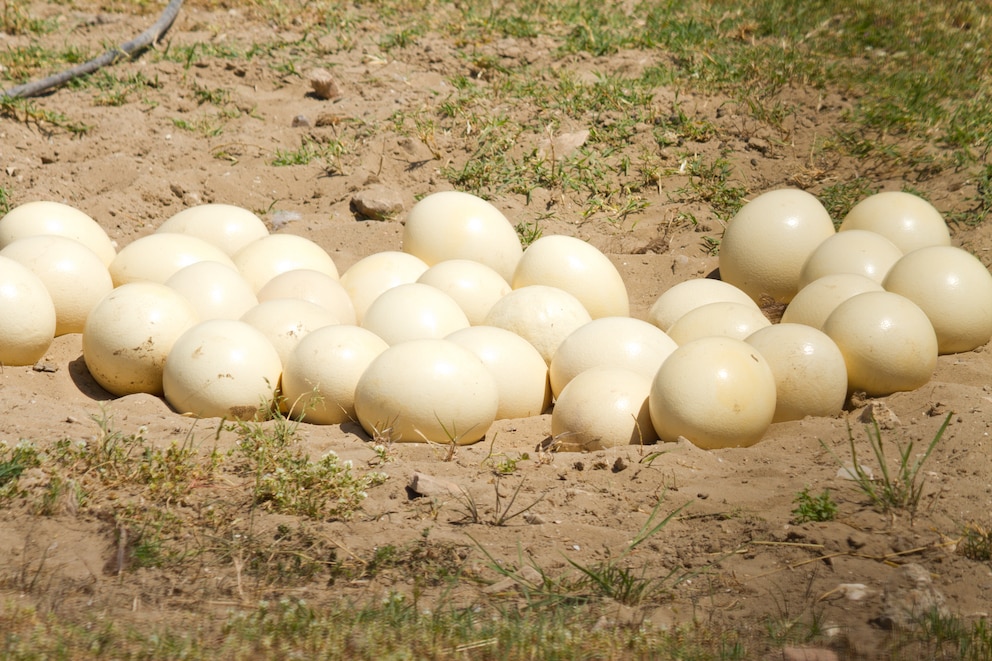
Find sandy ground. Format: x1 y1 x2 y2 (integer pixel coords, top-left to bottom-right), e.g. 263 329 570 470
2 2 992 656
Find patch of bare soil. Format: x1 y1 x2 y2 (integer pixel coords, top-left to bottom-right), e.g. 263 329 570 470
2 3 991 657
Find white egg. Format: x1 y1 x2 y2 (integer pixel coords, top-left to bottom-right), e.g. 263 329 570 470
257 268 356 325
549 316 677 398
109 233 236 287
666 301 771 345
719 188 835 303
354 339 499 444
82 282 198 396
0 255 57 366
839 191 950 254
649 336 777 449
281 325 389 424
745 324 848 423
648 278 757 332
417 259 511 325
157 203 269 256
781 273 885 330
447 325 551 420
233 233 339 293
361 283 469 345
552 367 657 452
882 245 992 354
0 200 116 266
240 298 341 366
798 229 903 287
823 291 937 396
162 319 283 420
483 285 592 364
165 261 259 321
339 250 429 324
0 235 113 336
402 191 522 282
512 234 629 318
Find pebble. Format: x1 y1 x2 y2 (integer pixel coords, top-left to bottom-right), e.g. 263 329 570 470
350 186 404 221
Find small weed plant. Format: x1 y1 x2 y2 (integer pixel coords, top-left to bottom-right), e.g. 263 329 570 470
230 410 387 521
791 487 838 524
823 411 952 517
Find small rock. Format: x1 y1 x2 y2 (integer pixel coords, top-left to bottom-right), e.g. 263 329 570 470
859 401 901 429
832 583 872 601
308 67 341 100
523 512 546 525
537 129 590 161
291 114 311 128
407 472 465 499
350 186 404 221
875 563 949 630
847 533 868 549
782 647 838 661
32 361 58 373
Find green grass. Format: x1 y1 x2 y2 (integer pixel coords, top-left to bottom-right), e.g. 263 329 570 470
791 487 838 524
823 411 952 518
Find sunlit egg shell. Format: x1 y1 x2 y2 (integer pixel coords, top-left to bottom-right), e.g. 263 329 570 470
882 245 992 354
666 301 771 345
0 200 116 266
483 285 592 364
446 325 551 420
649 336 777 449
240 298 341 366
402 191 522 282
549 316 677 399
165 261 258 321
157 203 270 256
798 229 903 288
417 259 511 325
552 367 657 452
339 250 429 324
822 291 937 396
719 188 835 303
781 273 884 331
839 191 950 254
109 233 236 287
256 268 356 325
512 234 629 318
0 235 112 336
281 325 389 425
0 255 56 366
744 323 848 423
162 319 282 420
354 338 499 444
82 282 198 396
361 283 469 345
648 278 758 332
233 233 339 293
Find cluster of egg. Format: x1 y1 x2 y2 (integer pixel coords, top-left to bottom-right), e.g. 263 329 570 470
1 187 989 452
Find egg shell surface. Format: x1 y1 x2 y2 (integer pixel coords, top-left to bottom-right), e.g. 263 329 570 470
0 200 116 266
822 291 938 396
0 235 113 336
719 188 835 303
0 255 57 365
649 336 777 449
353 338 499 444
744 323 848 422
882 245 992 354
512 235 629 318
552 367 657 452
447 325 551 419
402 191 522 282
82 282 198 396
157 204 270 256
281 324 389 424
